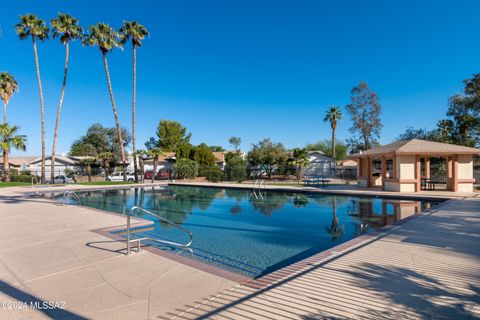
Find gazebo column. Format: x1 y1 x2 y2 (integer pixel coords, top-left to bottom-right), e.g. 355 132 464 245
367 157 371 188
381 156 386 190
452 155 458 192
415 155 421 192
425 157 431 179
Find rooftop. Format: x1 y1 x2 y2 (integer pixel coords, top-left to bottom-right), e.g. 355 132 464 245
351 139 480 157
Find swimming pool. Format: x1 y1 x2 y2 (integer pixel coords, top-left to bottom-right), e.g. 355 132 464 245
62 185 441 278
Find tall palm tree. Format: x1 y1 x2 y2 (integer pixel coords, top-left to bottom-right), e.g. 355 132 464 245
136 148 147 181
0 124 27 182
0 72 19 124
16 14 49 183
83 23 127 181
49 13 83 183
119 21 149 184
323 106 343 159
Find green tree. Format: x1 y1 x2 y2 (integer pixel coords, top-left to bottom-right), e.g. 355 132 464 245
175 142 193 160
0 124 27 182
83 23 127 181
323 106 343 159
289 148 310 181
225 152 247 182
229 136 241 151
50 13 83 183
16 14 49 183
192 143 216 174
80 157 95 182
146 120 191 151
248 138 287 178
147 147 162 183
173 158 198 180
96 151 114 181
209 145 225 152
447 74 480 146
306 139 348 160
0 72 19 124
70 124 131 163
346 82 382 152
119 21 149 183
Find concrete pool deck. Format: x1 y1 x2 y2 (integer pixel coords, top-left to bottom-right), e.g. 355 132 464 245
0 183 479 319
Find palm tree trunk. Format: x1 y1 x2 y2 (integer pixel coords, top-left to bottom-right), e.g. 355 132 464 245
2 149 9 182
132 44 139 183
152 158 157 183
51 41 70 183
332 127 336 159
3 102 6 124
102 52 127 181
32 36 46 184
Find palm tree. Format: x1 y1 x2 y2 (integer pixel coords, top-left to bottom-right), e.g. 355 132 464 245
119 21 149 183
290 148 310 182
83 23 127 181
16 14 49 183
0 124 27 182
323 106 343 159
97 151 113 181
136 149 147 181
80 157 95 182
49 13 83 183
147 147 162 183
0 72 19 124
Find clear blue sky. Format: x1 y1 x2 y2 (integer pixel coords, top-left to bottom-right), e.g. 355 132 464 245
1 0 479 156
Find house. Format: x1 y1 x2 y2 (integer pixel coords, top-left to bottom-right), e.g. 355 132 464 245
0 156 37 172
28 155 94 178
302 151 335 177
350 139 480 192
142 151 227 172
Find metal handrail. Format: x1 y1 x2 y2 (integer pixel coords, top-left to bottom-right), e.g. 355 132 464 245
62 190 81 206
126 206 193 255
31 176 39 187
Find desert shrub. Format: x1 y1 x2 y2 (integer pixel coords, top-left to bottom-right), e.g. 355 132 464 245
173 159 198 179
204 166 223 182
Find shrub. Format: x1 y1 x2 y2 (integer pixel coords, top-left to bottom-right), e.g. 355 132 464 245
204 166 223 183
173 159 198 180
225 153 248 182
10 174 38 183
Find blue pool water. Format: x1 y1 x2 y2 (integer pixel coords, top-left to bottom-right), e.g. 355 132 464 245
61 186 441 278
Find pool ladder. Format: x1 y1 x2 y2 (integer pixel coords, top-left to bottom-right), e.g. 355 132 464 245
253 179 266 199
62 190 81 206
126 206 193 255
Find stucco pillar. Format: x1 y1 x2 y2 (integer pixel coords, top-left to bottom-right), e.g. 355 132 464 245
366 157 371 188
447 156 453 190
415 155 421 192
425 157 431 179
381 156 386 190
392 155 396 179
452 155 458 192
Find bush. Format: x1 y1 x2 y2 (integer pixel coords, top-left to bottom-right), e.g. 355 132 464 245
225 153 248 182
204 167 223 183
10 174 37 183
173 159 198 180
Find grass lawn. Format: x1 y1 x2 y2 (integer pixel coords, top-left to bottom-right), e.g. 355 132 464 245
0 182 32 188
76 181 135 186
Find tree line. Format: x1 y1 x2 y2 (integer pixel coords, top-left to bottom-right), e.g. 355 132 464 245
0 13 148 183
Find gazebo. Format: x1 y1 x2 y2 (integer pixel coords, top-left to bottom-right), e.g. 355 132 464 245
350 139 480 193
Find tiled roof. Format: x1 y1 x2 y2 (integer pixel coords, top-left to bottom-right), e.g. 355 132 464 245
351 139 480 157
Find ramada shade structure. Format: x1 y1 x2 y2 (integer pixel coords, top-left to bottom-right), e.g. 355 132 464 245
350 139 480 193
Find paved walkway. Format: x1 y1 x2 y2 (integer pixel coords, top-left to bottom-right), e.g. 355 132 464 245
0 184 479 319
170 196 480 319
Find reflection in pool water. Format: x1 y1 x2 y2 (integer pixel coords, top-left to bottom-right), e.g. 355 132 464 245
61 186 442 278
